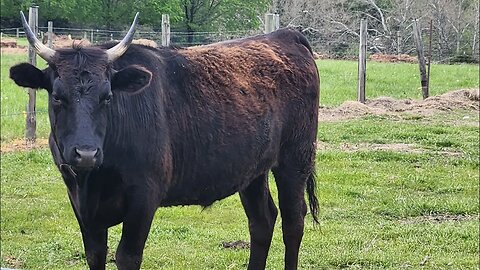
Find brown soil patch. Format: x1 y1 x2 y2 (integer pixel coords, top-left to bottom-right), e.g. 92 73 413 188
1 46 28 54
369 53 418 63
3 255 24 269
1 138 49 153
399 214 477 225
222 240 250 249
316 142 464 157
319 89 480 122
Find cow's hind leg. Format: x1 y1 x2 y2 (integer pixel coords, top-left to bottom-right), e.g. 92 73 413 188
240 173 278 270
273 145 317 270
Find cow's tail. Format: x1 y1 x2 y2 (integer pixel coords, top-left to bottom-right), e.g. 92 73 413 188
306 172 320 224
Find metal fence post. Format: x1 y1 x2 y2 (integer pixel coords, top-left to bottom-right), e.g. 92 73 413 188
357 19 367 103
162 14 170 47
26 5 38 142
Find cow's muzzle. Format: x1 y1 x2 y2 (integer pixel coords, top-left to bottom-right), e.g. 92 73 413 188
73 147 100 169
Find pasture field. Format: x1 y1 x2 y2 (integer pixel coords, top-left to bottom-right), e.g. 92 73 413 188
1 51 479 269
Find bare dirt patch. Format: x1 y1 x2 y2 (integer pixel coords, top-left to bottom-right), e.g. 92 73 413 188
369 53 418 63
316 142 464 157
1 138 49 153
319 89 480 122
1 37 27 54
399 214 477 225
222 240 250 249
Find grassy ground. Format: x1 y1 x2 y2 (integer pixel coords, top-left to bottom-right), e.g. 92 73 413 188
1 52 479 269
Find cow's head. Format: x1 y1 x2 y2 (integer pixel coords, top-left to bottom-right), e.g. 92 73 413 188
10 12 151 171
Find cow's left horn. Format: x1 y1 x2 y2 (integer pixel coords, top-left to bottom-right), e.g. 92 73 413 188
106 12 139 63
20 11 56 62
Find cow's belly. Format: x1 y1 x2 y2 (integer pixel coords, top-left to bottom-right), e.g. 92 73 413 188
161 134 280 206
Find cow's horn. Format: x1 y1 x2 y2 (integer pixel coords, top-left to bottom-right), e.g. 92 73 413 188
20 11 56 62
106 12 139 63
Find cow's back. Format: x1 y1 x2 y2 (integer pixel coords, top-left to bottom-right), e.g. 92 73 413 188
158 29 319 206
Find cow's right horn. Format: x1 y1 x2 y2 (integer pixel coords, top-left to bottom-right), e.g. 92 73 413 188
106 12 139 63
20 11 56 62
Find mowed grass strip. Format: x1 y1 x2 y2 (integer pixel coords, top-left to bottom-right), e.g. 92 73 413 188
1 111 478 269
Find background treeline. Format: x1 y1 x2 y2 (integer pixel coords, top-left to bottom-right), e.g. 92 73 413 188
275 0 479 62
0 0 271 32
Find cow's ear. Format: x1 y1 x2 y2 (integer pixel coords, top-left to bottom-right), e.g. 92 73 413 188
111 65 152 94
10 63 49 89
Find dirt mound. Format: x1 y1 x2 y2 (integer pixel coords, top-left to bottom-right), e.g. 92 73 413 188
1 37 28 54
132 39 158 48
1 37 18 48
369 53 418 63
320 89 480 121
51 35 91 49
1 138 49 153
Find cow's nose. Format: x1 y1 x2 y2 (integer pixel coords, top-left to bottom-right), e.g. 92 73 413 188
74 148 99 168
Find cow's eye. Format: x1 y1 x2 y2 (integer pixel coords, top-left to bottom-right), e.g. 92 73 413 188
52 95 62 105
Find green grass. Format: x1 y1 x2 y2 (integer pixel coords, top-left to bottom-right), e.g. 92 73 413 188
1 51 479 269
1 54 50 142
317 60 479 106
1 112 478 269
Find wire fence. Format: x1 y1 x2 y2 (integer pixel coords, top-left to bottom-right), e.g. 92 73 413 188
2 25 476 64
0 27 263 47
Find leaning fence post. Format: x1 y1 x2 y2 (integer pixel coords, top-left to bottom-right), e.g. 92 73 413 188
413 19 429 99
357 19 367 103
26 5 38 142
161 14 170 47
47 21 53 48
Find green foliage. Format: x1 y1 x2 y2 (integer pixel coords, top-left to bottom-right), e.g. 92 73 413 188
1 0 269 31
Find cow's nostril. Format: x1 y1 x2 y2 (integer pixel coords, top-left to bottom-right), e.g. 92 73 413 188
74 148 98 168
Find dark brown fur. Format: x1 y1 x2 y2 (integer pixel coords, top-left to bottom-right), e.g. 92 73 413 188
9 28 320 270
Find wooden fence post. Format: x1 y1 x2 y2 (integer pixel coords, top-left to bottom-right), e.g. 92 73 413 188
396 30 401 55
274 14 280 30
90 30 94 43
427 19 433 95
413 19 429 99
265 13 278 33
16 28 20 38
26 5 38 142
47 21 53 48
161 14 170 47
357 19 367 103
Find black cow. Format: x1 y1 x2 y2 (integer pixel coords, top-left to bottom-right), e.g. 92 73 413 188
10 12 320 270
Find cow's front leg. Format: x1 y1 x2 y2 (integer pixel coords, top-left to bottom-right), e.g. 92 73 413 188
115 190 157 270
82 227 108 270
68 193 108 270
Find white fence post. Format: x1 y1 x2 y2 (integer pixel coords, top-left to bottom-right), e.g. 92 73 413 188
161 14 170 47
